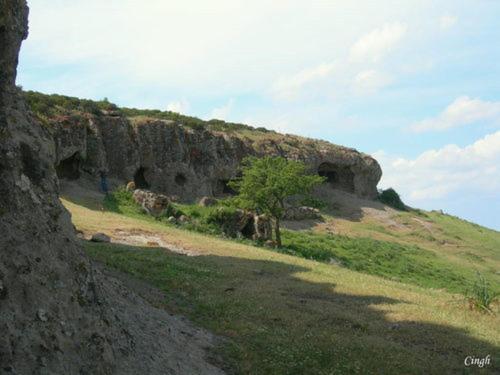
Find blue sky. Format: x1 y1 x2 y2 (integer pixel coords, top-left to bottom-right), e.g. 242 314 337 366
18 0 500 230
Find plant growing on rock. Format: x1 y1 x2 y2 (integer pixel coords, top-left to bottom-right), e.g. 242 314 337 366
229 156 325 247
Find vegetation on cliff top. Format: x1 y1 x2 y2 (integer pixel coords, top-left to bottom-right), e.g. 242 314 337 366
23 90 274 134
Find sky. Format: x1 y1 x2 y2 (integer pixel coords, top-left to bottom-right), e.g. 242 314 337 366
17 0 500 230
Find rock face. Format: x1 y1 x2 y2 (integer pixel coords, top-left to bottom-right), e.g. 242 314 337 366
0 2 224 374
43 107 382 202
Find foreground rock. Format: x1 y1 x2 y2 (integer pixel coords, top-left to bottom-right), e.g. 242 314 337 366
0 2 225 374
91 232 111 243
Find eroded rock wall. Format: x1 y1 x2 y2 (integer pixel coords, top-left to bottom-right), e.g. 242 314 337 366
49 114 382 201
0 2 224 374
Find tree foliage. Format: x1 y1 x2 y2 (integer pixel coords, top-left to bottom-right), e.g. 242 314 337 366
229 156 325 246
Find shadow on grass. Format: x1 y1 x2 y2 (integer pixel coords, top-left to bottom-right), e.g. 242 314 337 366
85 240 499 375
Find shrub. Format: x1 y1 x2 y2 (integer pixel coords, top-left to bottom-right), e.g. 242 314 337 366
161 204 184 219
466 272 498 313
378 188 406 210
300 196 326 210
205 206 242 237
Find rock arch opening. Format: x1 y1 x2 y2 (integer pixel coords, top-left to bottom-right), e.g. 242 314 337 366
56 152 80 180
134 167 150 189
175 173 187 186
318 162 355 193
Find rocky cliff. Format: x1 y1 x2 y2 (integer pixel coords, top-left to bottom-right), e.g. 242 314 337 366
26 94 382 201
0 2 224 374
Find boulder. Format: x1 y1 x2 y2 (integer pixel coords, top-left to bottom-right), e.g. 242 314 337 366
91 233 111 243
199 196 218 207
252 214 272 241
283 206 321 221
133 189 170 217
126 181 136 192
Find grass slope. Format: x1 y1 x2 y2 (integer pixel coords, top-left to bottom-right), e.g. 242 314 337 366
63 198 500 374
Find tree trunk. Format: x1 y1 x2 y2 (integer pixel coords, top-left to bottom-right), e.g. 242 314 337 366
274 217 282 247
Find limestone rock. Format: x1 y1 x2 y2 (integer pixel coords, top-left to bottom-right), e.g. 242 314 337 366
284 206 321 221
126 181 136 191
91 233 111 243
252 214 272 241
199 196 218 207
133 189 170 217
41 101 381 202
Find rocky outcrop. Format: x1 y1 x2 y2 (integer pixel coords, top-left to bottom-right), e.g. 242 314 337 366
0 2 224 374
133 188 170 217
283 206 321 221
42 107 382 201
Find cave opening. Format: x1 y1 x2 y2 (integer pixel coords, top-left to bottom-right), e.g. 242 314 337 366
134 167 150 189
56 152 81 180
318 162 355 193
241 217 255 239
175 173 187 186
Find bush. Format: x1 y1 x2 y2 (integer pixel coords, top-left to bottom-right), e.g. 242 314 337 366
300 196 326 210
205 206 242 237
161 204 184 219
378 188 406 210
466 272 498 313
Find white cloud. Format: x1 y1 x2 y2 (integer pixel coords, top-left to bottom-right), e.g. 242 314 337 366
349 22 407 63
411 96 500 132
374 131 500 202
271 63 336 100
270 21 407 101
352 70 392 94
209 99 235 120
166 99 190 114
440 14 457 30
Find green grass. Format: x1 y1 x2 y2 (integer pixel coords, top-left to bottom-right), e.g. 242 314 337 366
280 230 476 293
101 189 498 295
84 240 500 375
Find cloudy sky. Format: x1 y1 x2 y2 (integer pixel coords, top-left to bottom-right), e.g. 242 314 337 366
18 0 500 230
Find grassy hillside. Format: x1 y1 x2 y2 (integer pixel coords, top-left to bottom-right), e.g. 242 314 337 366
60 185 500 374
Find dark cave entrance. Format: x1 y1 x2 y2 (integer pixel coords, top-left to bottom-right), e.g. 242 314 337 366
134 167 150 189
56 153 81 180
175 173 187 186
318 162 355 193
241 216 255 239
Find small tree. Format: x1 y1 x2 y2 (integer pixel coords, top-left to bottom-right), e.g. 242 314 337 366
229 156 325 247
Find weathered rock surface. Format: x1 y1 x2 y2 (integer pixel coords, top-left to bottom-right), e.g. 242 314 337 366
91 232 111 243
284 206 321 221
133 188 170 217
199 196 218 207
40 104 382 202
0 2 225 374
